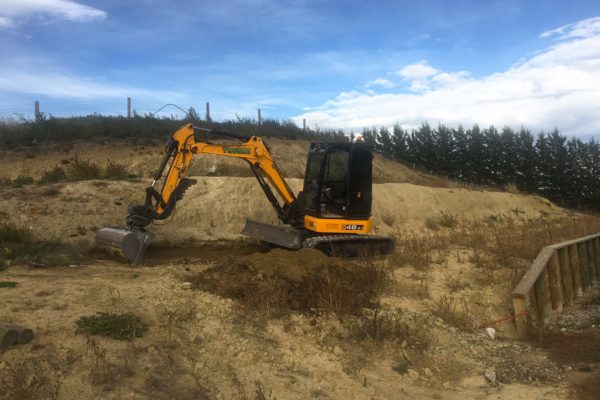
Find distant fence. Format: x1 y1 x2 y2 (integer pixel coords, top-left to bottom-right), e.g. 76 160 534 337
1 98 309 131
512 234 600 337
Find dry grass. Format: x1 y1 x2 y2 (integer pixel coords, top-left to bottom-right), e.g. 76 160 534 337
388 233 449 270
432 296 476 332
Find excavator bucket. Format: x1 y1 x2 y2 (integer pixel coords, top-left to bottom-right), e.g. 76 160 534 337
241 219 304 249
95 228 153 264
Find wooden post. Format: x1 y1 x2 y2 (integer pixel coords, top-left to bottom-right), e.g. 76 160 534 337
547 251 563 311
257 108 262 126
534 269 549 325
578 242 590 291
34 101 41 122
569 244 583 297
558 247 574 306
127 97 132 118
303 118 307 131
595 238 600 281
527 288 538 332
586 240 597 284
205 102 211 122
513 296 528 338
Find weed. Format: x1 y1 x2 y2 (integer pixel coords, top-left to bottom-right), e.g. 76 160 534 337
39 166 66 184
104 160 136 180
432 296 475 332
392 359 410 375
438 211 458 228
424 217 439 231
11 174 34 187
68 156 101 180
445 275 471 293
76 312 148 341
0 281 17 288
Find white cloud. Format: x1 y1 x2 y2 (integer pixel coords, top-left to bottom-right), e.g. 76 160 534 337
365 78 395 89
295 17 600 136
541 16 600 39
397 61 439 91
0 0 106 28
0 68 180 100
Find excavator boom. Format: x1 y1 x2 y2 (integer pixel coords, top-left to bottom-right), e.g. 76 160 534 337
95 124 302 263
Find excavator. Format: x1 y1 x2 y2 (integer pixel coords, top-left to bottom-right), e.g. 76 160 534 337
95 124 394 264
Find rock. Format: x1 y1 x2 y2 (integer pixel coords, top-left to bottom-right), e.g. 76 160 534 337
407 369 419 379
484 370 497 383
181 282 192 290
485 327 496 340
424 368 433 377
333 346 343 356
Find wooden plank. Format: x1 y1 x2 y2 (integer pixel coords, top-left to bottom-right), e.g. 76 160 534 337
513 296 528 338
586 240 597 284
547 251 564 311
549 233 600 250
534 268 549 324
569 244 583 297
512 247 554 297
558 247 574 306
578 242 591 291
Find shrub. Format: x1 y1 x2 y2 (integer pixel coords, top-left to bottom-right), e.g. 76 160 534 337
11 175 34 187
39 166 66 184
68 156 101 180
432 296 475 332
76 312 148 340
104 160 135 180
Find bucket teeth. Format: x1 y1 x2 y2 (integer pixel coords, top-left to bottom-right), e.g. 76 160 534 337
95 228 153 264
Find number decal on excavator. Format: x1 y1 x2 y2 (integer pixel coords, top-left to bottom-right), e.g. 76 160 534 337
343 224 364 231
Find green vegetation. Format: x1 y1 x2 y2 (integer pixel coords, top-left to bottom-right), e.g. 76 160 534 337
0 281 18 288
392 360 410 375
76 312 148 340
0 223 85 267
363 124 600 211
39 165 67 184
0 113 347 148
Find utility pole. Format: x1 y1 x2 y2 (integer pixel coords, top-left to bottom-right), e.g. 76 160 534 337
34 101 40 123
257 108 262 126
303 118 306 131
127 97 132 118
205 102 211 122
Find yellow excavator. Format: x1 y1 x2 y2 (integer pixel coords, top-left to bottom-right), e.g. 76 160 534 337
95 124 393 263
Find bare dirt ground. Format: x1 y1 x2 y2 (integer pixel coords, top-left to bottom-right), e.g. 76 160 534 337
0 143 598 399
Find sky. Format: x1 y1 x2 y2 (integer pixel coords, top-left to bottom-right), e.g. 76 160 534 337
1 1 600 135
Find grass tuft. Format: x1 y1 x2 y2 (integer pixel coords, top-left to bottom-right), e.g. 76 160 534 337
0 281 18 288
76 312 148 341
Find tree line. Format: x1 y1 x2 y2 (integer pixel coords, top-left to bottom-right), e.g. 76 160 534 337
360 123 600 211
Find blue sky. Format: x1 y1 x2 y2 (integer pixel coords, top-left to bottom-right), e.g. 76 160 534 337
1 1 600 134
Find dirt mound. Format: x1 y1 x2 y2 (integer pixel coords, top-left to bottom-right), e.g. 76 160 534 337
191 248 387 317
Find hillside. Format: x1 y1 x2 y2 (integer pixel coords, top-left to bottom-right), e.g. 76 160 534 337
0 138 598 400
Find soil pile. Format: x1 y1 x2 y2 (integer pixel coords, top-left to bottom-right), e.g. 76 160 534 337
191 248 386 316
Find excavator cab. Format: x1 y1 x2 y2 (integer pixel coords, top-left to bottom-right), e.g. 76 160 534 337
303 142 372 220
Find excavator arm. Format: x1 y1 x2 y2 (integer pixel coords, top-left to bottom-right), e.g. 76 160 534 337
96 124 302 263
